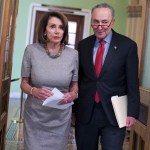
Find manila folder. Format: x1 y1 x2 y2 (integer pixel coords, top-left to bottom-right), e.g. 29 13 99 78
111 95 127 128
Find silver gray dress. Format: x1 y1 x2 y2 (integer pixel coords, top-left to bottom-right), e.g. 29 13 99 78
21 43 78 150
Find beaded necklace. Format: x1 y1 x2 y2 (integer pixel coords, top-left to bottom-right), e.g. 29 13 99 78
46 44 64 59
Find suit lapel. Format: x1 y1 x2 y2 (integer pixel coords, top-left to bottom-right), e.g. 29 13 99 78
86 36 97 78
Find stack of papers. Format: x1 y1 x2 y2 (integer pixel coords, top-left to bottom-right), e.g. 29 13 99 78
42 88 73 110
111 95 127 128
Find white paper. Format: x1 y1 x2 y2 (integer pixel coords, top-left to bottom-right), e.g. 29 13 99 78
111 95 127 128
42 88 73 110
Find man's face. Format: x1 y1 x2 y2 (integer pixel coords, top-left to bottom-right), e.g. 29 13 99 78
91 8 114 40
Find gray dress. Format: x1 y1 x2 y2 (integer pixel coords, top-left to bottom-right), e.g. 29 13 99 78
21 43 78 150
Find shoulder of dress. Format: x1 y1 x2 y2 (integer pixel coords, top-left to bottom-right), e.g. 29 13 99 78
65 46 78 52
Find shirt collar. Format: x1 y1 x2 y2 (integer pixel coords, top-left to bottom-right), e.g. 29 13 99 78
95 30 112 45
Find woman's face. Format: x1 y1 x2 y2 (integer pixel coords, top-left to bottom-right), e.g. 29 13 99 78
45 17 64 44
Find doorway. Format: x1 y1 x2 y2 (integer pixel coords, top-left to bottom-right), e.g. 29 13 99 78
26 3 91 49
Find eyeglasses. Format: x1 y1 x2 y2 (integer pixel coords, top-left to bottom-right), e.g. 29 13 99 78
91 20 112 29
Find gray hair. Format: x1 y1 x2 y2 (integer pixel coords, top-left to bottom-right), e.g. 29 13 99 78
92 3 115 18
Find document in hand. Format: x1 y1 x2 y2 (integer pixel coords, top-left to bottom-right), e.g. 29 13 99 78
42 88 74 110
111 95 127 128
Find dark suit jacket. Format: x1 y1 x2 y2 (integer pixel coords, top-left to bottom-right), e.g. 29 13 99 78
75 30 140 126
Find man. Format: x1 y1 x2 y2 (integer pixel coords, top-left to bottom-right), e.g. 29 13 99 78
74 3 140 150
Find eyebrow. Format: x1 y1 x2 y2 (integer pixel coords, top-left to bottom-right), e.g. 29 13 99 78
92 19 109 22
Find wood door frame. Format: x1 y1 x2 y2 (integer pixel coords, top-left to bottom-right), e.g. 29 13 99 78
0 0 18 149
26 3 91 46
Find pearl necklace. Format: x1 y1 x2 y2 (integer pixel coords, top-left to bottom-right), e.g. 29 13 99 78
46 44 64 59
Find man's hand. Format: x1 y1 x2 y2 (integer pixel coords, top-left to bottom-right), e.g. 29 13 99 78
126 116 137 128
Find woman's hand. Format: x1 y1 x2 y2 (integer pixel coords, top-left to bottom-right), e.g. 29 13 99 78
58 91 77 105
32 87 53 100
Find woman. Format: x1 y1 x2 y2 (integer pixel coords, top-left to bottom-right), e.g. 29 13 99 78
20 11 78 150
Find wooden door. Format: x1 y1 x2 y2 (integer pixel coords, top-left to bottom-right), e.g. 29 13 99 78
33 11 85 49
65 14 84 49
0 0 18 149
